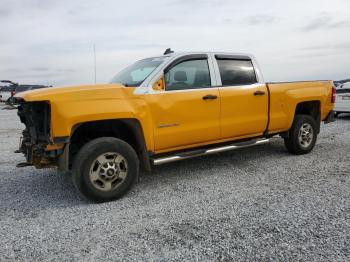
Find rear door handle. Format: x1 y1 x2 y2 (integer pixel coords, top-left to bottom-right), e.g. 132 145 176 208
202 94 218 100
254 90 266 96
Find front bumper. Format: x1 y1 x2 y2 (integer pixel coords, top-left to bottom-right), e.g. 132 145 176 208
324 110 336 124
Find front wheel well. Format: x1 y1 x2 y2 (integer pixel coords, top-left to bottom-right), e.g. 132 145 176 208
68 119 151 173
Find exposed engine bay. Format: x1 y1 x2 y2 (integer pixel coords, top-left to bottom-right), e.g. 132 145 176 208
16 101 60 168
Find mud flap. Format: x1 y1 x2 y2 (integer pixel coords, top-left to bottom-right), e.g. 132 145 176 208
324 111 335 124
58 143 70 172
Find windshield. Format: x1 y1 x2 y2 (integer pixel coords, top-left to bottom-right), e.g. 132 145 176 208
110 57 166 87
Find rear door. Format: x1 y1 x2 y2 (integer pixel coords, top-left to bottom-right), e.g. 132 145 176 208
213 54 268 139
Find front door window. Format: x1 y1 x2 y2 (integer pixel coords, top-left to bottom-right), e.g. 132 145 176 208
165 59 211 91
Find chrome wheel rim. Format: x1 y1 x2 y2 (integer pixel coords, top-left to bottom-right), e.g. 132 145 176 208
89 152 128 191
298 123 313 148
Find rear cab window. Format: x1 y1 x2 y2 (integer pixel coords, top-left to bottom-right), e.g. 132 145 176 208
215 55 257 86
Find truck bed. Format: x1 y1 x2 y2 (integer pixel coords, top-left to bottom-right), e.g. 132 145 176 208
266 80 334 134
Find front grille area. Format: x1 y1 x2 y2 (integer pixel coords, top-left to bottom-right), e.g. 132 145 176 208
18 101 51 144
17 101 51 165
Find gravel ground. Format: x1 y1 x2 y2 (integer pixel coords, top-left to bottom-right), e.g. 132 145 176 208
0 102 349 261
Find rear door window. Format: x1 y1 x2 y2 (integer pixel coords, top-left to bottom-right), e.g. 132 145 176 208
216 58 257 86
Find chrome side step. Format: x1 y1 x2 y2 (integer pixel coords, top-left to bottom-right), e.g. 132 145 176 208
152 139 270 165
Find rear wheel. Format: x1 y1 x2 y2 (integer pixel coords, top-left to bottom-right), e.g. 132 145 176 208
284 114 317 155
72 137 139 202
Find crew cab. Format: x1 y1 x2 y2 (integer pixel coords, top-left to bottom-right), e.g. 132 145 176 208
14 51 335 202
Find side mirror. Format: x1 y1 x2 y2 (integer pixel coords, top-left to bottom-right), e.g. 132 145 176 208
152 75 165 91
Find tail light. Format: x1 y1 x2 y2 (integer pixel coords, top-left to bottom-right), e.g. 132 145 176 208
11 90 16 97
331 85 336 103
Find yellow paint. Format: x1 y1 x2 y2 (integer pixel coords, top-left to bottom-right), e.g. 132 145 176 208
17 84 156 151
219 84 268 138
16 80 334 155
46 144 64 151
154 132 263 154
267 81 334 132
145 88 221 151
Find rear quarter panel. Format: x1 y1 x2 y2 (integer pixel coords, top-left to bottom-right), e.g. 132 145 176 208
267 81 333 133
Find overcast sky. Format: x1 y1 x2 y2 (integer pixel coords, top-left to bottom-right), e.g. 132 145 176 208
1 0 350 86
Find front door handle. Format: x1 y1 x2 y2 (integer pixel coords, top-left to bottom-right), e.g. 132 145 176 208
202 94 218 100
254 90 266 96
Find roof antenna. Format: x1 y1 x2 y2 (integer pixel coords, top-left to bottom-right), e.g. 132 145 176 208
163 48 174 55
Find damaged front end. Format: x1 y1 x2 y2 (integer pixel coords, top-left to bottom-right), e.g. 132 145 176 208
16 100 61 168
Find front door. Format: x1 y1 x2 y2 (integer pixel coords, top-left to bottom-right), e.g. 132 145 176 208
148 56 221 152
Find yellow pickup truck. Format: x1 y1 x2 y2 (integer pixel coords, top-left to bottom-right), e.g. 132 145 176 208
14 51 336 202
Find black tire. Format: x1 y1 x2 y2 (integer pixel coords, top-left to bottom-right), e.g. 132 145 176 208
335 112 344 118
72 137 139 202
284 114 318 155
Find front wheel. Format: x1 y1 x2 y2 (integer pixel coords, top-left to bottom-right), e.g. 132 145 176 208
72 137 139 202
284 114 318 155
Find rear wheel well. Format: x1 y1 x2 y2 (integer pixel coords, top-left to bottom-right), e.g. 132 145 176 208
294 100 321 132
69 119 151 173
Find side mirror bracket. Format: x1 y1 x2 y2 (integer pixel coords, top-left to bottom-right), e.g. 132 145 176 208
152 75 165 91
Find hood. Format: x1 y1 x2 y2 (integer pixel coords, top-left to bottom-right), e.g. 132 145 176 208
15 84 135 102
